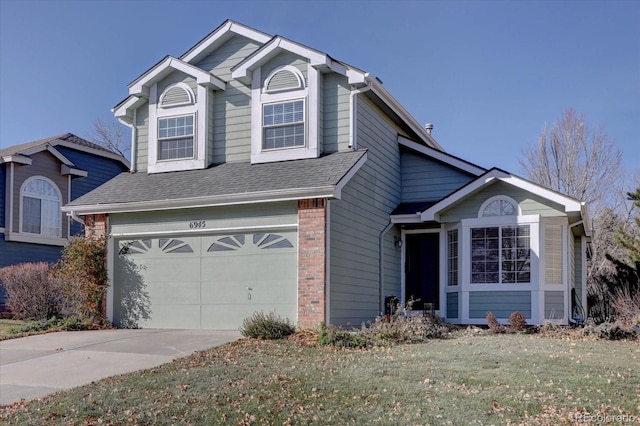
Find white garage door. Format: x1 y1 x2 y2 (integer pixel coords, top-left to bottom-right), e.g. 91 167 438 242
112 231 297 329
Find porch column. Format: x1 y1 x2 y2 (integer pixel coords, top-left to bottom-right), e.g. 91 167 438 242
297 198 327 329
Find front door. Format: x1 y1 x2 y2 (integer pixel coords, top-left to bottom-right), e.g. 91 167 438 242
405 233 440 311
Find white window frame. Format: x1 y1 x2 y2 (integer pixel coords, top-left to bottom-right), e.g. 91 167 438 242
148 82 208 173
157 113 195 161
478 195 521 217
19 176 62 239
262 99 306 150
251 65 320 163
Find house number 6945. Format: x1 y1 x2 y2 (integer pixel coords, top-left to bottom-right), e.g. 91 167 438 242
189 221 206 229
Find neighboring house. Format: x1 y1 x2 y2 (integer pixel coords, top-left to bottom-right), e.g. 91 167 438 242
0 133 129 304
63 20 590 330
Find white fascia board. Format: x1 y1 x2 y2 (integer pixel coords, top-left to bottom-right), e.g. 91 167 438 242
421 172 501 221
112 95 144 121
180 20 271 64
61 164 88 177
232 36 355 83
498 174 583 213
390 213 422 224
62 186 338 215
0 155 32 165
334 151 368 198
129 57 225 96
369 79 444 151
398 135 486 176
20 144 74 166
53 140 130 168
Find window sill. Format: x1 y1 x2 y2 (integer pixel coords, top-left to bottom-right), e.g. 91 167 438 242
5 232 67 246
148 158 206 173
251 146 318 164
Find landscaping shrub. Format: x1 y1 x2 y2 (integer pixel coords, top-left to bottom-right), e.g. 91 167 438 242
240 311 295 339
0 262 65 320
582 320 638 341
610 286 640 329
507 311 528 331
486 311 506 333
52 235 109 324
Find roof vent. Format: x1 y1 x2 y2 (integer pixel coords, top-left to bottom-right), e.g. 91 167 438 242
425 123 434 135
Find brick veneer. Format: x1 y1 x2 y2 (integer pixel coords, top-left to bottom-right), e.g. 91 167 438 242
84 214 107 239
297 198 327 329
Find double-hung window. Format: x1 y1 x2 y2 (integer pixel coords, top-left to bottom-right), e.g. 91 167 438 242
262 100 305 149
158 114 194 160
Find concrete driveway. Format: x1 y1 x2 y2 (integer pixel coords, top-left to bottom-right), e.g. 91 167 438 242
0 329 241 406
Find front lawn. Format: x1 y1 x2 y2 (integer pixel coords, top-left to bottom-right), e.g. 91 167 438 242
0 319 25 340
1 333 638 425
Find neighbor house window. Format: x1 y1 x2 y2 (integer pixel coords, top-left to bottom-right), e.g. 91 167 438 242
262 100 305 149
545 224 563 284
471 225 530 284
158 114 194 160
447 229 459 286
21 177 61 237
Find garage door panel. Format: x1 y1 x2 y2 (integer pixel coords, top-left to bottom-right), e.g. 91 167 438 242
113 231 297 330
142 304 201 329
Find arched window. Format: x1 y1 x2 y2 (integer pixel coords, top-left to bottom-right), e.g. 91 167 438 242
263 65 305 93
479 196 519 217
157 83 196 160
21 177 61 237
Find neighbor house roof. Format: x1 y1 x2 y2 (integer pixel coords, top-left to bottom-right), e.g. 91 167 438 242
63 149 368 214
0 133 129 168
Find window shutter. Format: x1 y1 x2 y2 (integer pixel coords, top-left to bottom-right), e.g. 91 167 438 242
161 86 192 106
267 70 302 92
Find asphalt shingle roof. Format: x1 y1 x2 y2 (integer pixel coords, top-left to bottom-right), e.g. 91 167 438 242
0 133 116 157
68 150 367 208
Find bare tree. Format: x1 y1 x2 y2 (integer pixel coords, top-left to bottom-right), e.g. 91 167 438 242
520 108 622 212
87 118 130 158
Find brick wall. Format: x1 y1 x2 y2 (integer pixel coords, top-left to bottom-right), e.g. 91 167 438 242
297 198 327 329
84 214 107 239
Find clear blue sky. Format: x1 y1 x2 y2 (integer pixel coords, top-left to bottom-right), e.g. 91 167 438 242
1 0 638 175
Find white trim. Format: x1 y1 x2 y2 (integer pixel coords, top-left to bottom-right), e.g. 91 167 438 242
263 65 305 93
129 56 225 96
421 168 583 222
19 176 63 238
334 151 367 199
1 155 32 165
110 223 298 238
580 236 587 316
180 20 271 64
478 195 521 217
61 164 88 177
398 135 485 176
62 186 339 215
251 63 320 164
4 232 67 246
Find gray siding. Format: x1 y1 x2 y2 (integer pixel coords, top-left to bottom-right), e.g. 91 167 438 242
574 236 582 300
401 150 475 202
447 292 459 318
196 35 260 164
322 73 350 153
329 96 402 326
157 73 197 100
11 152 68 235
440 181 567 223
261 51 308 85
469 291 531 318
544 291 565 319
135 103 149 172
0 164 5 226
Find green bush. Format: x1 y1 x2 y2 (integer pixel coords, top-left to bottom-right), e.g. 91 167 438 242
240 311 295 339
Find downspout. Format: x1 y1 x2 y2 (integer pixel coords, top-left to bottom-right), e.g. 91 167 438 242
118 111 137 173
67 210 85 226
379 220 394 314
569 220 585 323
349 78 373 149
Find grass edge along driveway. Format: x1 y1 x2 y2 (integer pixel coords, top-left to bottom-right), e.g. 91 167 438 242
1 332 639 425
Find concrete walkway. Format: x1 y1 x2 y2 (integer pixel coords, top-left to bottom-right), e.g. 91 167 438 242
0 329 241 406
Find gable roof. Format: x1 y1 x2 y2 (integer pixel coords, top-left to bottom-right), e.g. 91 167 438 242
0 133 129 168
63 150 367 214
416 168 590 233
398 135 486 176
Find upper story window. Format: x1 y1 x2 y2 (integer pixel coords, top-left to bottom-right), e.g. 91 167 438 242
263 100 305 149
21 177 61 237
479 196 519 217
158 115 194 160
251 64 319 163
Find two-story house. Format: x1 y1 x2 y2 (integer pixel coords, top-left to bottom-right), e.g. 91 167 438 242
1 133 129 305
63 20 590 330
